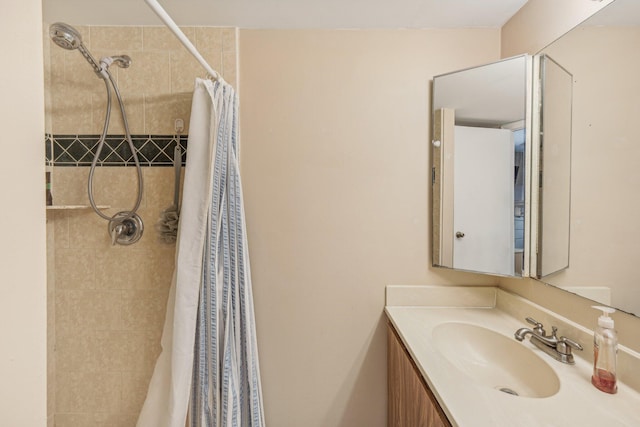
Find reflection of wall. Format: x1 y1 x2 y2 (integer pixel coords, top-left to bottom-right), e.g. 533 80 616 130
239 28 499 427
534 26 640 315
501 0 613 57
500 1 640 356
46 24 236 426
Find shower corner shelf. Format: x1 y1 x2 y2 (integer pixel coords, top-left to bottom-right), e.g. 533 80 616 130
46 205 110 210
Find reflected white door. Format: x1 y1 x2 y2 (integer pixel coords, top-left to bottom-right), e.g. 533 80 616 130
453 126 514 276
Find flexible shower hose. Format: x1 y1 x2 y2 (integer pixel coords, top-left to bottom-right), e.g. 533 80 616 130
87 68 143 223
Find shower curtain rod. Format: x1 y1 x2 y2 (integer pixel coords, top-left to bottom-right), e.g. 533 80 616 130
144 0 221 81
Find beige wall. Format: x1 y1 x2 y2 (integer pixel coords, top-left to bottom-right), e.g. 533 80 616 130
239 29 499 427
536 26 640 316
501 0 613 57
0 1 48 426
45 25 236 427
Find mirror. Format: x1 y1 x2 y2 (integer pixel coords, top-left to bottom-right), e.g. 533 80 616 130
432 55 531 277
535 0 640 316
530 54 573 278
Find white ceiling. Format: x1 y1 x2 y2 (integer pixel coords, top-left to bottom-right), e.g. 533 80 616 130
42 0 529 28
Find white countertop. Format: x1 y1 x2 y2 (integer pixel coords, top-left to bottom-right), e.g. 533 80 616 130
386 287 640 427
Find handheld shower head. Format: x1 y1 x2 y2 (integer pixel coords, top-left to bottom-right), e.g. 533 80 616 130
49 22 135 79
49 22 83 50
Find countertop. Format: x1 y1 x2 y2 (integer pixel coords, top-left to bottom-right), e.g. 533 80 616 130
385 286 640 427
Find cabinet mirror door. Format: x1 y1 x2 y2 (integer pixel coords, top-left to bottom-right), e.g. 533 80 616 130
530 54 572 279
432 55 531 277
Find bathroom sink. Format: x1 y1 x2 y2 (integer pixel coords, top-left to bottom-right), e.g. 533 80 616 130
432 322 560 398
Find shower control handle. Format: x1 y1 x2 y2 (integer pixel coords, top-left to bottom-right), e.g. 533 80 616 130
456 231 465 238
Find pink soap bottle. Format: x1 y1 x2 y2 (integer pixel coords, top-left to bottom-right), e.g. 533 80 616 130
591 306 617 394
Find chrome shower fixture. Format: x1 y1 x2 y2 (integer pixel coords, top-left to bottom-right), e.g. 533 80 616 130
101 55 132 69
49 22 132 79
49 22 145 246
49 22 82 50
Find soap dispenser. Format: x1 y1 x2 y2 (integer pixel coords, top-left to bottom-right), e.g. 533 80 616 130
591 306 618 394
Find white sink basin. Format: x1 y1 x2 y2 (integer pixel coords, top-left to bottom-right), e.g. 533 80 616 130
432 322 560 398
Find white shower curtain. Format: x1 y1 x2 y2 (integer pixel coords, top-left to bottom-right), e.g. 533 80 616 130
137 77 265 427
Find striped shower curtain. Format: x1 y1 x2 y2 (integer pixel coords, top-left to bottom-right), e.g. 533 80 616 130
137 77 265 427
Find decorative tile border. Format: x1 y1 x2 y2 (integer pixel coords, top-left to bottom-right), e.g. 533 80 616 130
45 134 188 167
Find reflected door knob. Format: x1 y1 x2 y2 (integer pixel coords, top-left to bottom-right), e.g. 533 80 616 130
456 231 465 238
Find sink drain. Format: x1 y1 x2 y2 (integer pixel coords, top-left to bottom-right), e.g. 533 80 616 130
497 387 519 396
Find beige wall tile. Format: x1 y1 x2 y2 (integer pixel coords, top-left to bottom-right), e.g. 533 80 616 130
92 92 145 135
196 27 223 53
55 371 121 413
49 41 65 83
95 248 145 290
46 216 56 418
67 210 112 249
52 86 93 134
120 330 162 371
119 51 171 95
170 51 202 93
95 247 174 290
91 26 143 52
55 412 135 427
55 413 95 427
55 331 97 372
53 210 70 249
55 248 95 290
122 290 169 332
93 330 130 371
171 93 194 134
144 93 192 134
111 413 139 427
55 290 122 334
143 26 196 52
195 27 224 78
62 48 105 96
52 167 89 206
91 167 144 211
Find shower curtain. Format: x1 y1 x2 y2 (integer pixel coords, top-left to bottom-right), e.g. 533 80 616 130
137 77 265 427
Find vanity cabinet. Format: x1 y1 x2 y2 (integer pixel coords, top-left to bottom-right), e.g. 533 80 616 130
387 323 452 427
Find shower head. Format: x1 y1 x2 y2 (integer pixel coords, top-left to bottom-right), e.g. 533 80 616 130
49 22 106 77
49 22 83 50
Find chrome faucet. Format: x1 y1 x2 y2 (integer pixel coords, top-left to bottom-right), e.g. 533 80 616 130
514 317 583 365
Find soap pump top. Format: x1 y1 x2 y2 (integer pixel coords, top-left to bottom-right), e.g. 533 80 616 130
594 305 615 329
591 305 617 394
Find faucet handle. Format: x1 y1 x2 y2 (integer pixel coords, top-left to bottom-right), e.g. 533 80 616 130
526 317 546 335
557 336 583 353
526 317 541 326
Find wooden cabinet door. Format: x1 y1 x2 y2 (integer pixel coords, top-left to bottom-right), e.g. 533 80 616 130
388 323 451 427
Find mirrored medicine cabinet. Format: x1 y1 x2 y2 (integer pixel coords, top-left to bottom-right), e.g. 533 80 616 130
431 53 572 279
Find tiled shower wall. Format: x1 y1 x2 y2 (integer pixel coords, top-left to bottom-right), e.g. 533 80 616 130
45 25 237 427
